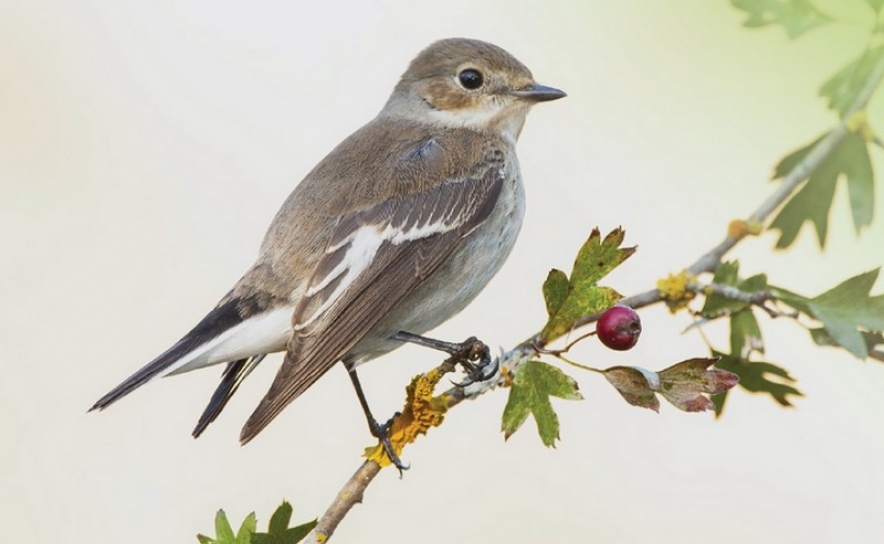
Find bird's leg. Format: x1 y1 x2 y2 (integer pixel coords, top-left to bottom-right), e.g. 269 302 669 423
345 363 409 474
391 331 498 387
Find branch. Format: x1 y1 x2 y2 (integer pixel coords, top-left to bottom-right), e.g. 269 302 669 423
302 51 884 544
688 52 884 277
306 461 381 543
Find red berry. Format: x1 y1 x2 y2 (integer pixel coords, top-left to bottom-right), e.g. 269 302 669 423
596 305 642 351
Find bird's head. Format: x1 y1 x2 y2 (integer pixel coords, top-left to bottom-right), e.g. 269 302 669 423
383 38 566 142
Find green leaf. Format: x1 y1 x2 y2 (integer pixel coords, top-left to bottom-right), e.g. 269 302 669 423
731 309 764 358
774 270 884 359
842 133 875 234
699 262 766 360
501 360 583 447
805 269 884 358
770 151 838 248
739 274 769 295
540 228 635 343
541 285 622 342
771 133 827 180
237 514 257 543
731 0 831 38
712 390 729 416
820 46 884 116
714 353 803 407
571 227 634 286
216 511 236 542
542 269 569 317
809 327 884 355
251 501 317 544
769 133 874 248
868 0 884 12
198 510 257 544
270 503 295 536
768 285 813 315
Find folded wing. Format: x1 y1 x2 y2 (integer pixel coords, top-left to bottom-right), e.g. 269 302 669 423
239 153 506 443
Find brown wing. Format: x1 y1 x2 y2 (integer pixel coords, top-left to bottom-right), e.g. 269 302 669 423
239 156 505 443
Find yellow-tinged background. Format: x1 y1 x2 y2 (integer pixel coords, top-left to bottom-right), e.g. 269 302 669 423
2 1 883 543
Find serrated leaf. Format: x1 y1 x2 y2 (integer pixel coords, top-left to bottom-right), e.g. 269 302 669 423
770 133 873 249
251 501 317 544
770 155 837 248
571 227 635 286
731 0 831 38
541 286 622 342
777 271 884 358
501 361 583 447
236 514 257 543
540 228 635 343
805 269 884 358
283 521 317 544
199 510 256 544
268 503 293 537
714 353 803 407
820 46 884 116
216 511 235 543
542 269 569 317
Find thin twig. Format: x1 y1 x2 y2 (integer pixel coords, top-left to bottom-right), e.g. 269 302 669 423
301 52 884 544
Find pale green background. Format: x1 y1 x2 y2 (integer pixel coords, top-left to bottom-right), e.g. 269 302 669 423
3 1 883 543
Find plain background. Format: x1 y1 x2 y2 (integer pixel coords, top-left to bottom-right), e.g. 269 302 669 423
3 1 884 543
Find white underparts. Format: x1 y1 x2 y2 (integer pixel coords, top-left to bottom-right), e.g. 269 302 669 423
160 306 294 378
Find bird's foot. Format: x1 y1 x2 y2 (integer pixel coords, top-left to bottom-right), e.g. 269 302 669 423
390 331 498 387
446 337 498 387
369 412 409 475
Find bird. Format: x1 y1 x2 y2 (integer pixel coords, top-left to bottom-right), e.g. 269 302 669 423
90 37 565 469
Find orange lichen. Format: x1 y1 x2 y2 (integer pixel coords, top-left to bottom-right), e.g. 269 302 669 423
727 219 763 240
363 367 451 467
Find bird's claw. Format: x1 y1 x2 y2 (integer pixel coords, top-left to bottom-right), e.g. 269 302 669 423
449 337 498 387
370 412 409 475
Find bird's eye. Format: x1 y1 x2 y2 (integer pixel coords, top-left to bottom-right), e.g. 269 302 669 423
457 68 484 90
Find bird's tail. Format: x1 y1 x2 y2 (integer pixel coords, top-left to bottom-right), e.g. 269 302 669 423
90 298 288 412
192 354 265 438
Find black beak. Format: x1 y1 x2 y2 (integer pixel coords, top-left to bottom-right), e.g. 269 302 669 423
508 83 567 102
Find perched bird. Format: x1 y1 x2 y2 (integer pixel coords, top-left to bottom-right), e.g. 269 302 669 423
90 38 565 468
